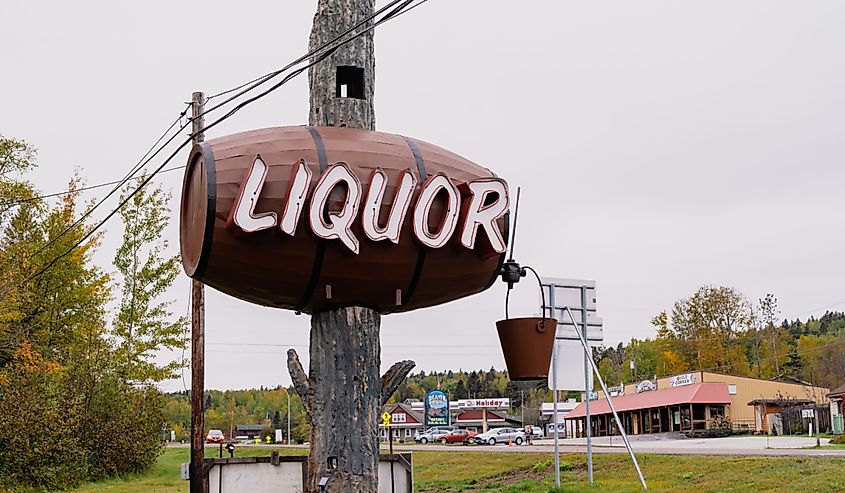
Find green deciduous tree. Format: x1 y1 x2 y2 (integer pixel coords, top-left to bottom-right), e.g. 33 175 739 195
658 286 752 374
112 180 187 383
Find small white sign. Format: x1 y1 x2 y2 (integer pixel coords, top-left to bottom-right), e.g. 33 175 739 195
802 409 815 419
669 373 697 387
275 429 283 442
587 391 599 401
635 380 658 393
607 385 625 397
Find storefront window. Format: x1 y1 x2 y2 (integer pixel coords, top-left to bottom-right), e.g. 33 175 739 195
680 407 691 430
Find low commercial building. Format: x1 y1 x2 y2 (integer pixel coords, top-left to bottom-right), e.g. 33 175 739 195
828 383 845 434
453 409 520 433
540 400 580 437
379 403 424 442
565 371 829 436
407 397 517 433
235 424 265 440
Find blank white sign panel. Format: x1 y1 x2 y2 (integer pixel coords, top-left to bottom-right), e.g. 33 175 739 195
547 338 595 392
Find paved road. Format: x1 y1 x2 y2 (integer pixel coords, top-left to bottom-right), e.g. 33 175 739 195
177 435 845 457
385 435 845 457
388 443 845 457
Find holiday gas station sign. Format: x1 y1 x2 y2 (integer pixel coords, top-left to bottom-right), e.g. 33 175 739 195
180 126 509 314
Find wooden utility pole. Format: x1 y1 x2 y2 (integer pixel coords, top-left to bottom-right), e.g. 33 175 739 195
189 91 207 493
287 1 414 492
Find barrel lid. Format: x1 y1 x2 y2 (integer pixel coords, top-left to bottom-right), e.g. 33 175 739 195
180 144 215 277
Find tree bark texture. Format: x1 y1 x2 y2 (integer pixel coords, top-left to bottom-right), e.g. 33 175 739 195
308 0 375 129
293 309 380 492
289 3 415 492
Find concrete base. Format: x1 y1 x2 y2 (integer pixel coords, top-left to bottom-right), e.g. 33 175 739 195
201 453 413 493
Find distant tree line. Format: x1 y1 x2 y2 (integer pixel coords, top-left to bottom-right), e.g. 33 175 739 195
165 386 310 443
168 368 556 438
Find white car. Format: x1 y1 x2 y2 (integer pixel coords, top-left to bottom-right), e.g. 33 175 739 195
414 427 454 444
471 427 525 446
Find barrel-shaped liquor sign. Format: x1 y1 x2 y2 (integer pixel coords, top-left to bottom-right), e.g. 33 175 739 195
180 126 509 314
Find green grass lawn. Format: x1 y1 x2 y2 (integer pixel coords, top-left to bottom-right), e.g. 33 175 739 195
66 447 845 493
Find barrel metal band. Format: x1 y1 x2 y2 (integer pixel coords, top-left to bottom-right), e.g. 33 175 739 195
402 136 427 179
194 141 217 279
402 136 427 307
298 127 330 310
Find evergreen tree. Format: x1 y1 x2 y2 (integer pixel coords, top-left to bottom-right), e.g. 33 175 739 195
467 371 480 398
454 380 467 399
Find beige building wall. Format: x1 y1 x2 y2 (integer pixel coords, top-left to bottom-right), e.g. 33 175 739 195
596 371 829 425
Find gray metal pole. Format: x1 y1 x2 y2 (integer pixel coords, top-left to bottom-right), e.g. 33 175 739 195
565 307 647 490
549 286 560 488
287 390 291 445
582 286 593 485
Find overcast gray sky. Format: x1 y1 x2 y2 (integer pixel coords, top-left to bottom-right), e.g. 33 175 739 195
2 1 844 391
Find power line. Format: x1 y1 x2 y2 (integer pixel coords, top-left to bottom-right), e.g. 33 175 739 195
28 105 191 257
4 0 416 224
206 342 499 348
0 165 187 208
17 0 411 258
14 0 429 289
197 0 418 122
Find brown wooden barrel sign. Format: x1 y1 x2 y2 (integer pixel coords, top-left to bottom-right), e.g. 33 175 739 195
179 126 509 314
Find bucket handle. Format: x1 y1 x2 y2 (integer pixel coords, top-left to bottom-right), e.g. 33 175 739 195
536 319 547 333
503 264 547 321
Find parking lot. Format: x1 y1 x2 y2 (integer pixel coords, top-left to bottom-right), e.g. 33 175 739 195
391 430 845 457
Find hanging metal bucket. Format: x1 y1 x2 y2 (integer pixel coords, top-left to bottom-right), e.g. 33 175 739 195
496 317 557 381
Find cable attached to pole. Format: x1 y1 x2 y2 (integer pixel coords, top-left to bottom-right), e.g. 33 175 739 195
11 0 431 290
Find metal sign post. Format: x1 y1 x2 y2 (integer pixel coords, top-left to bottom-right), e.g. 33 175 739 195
564 307 647 490
382 412 395 493
544 279 601 488
581 286 593 485
549 287 560 488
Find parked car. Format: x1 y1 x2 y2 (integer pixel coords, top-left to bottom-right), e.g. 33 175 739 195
414 427 454 444
471 427 525 446
206 429 225 444
438 429 477 444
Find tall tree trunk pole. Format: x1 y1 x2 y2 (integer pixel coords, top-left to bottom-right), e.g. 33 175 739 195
287 2 414 492
189 91 207 493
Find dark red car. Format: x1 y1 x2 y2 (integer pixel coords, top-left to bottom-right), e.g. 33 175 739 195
438 429 477 444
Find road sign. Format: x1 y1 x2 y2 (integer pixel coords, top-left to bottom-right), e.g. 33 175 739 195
381 412 391 426
544 278 603 392
802 409 815 419
540 278 603 342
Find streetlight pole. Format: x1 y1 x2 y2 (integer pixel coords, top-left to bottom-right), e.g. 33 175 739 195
281 387 292 445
